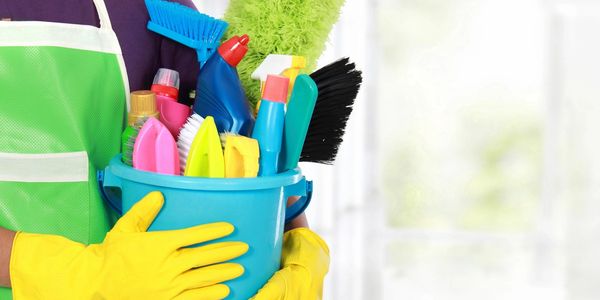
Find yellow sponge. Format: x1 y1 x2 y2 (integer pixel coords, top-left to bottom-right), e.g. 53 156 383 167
224 135 260 178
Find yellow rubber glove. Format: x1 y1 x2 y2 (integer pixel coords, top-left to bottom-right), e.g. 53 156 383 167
10 191 248 300
251 228 330 300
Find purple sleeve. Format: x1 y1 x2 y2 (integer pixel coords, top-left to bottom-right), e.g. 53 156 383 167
157 0 200 106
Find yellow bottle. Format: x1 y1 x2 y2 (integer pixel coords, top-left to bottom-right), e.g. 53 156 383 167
128 90 159 126
252 55 306 114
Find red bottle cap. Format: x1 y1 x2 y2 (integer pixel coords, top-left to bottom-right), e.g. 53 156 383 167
218 34 250 67
151 84 179 100
151 68 180 100
262 75 289 103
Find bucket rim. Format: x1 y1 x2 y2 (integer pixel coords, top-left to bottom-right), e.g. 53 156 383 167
106 155 305 191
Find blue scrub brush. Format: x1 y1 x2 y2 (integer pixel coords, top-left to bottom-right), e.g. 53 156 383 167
145 0 228 66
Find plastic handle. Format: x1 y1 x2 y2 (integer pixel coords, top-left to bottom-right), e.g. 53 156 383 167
97 167 123 215
284 179 313 223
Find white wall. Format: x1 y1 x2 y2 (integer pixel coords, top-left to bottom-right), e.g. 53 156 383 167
194 0 600 299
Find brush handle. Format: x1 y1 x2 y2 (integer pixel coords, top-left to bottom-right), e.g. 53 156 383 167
197 49 209 68
148 22 219 66
280 75 318 171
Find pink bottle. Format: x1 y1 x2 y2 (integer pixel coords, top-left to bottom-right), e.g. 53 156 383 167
151 68 192 138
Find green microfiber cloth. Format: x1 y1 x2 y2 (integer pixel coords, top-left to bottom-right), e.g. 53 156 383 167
223 0 346 106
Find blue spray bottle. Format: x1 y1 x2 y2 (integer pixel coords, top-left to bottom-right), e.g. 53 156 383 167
193 34 255 136
252 75 289 176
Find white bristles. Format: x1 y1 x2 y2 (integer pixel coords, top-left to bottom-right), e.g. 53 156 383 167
177 114 205 174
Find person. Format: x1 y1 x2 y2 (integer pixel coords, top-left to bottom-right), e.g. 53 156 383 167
0 0 329 299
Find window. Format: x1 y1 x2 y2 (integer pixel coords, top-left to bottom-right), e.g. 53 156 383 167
196 0 600 299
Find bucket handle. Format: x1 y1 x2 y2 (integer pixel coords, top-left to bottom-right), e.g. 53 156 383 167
284 178 313 223
97 167 123 215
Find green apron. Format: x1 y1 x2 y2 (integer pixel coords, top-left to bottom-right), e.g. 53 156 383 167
0 0 128 297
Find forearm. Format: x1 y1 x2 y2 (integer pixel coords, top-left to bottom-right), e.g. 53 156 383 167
0 227 16 287
286 197 309 231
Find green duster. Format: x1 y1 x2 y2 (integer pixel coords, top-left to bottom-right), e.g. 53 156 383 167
224 0 346 106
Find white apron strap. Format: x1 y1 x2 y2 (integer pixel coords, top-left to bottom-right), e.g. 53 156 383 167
92 0 113 30
91 0 131 110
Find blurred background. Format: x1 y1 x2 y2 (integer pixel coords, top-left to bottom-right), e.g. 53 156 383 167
196 0 600 299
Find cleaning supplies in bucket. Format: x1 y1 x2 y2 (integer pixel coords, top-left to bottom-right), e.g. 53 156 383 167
123 60 362 178
193 35 255 135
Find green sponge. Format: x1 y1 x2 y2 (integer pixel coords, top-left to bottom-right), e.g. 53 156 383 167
223 0 346 106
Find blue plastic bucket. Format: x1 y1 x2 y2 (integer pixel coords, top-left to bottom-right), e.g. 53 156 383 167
98 155 312 300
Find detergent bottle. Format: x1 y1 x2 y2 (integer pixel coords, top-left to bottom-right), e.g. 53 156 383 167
193 34 255 136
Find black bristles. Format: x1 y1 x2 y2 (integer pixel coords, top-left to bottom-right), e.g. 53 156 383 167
300 58 362 164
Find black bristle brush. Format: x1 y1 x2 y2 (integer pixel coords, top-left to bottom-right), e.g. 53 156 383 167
300 58 363 164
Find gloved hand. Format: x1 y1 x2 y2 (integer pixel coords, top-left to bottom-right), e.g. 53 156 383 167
251 228 330 300
10 191 248 300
